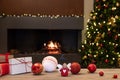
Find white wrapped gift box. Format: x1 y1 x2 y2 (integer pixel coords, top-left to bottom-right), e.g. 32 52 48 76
9 57 32 75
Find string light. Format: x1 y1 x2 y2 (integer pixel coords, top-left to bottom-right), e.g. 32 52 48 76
0 13 83 18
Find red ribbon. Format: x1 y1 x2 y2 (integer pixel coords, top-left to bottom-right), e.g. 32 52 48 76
0 63 9 76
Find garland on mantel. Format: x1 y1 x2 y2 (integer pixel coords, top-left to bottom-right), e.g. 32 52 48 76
0 13 84 18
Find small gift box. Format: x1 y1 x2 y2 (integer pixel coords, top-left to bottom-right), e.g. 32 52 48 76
0 54 13 63
0 63 9 76
9 57 32 75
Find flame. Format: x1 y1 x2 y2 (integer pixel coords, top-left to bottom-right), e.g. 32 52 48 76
47 41 59 49
44 41 61 54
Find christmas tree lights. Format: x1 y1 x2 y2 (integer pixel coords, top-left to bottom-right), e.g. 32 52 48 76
80 0 120 68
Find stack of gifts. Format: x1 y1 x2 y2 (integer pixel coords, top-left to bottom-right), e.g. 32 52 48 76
0 53 32 76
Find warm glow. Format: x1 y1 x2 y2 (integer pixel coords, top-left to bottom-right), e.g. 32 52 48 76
47 41 58 50
44 41 61 54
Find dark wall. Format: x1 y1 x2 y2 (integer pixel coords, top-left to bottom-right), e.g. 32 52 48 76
0 0 84 15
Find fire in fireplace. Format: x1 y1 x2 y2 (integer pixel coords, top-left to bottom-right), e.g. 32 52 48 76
7 29 81 54
44 40 61 54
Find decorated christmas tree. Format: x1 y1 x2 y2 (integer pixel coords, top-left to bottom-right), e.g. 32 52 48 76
80 0 120 68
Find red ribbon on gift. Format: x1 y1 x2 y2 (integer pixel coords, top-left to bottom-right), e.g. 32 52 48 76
0 63 9 76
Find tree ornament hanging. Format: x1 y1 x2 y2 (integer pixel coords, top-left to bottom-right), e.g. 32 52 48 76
100 14 103 18
101 33 105 38
105 59 109 63
82 55 87 60
104 4 108 8
99 43 103 47
114 35 118 40
96 0 99 2
97 5 101 9
100 24 103 28
107 31 111 36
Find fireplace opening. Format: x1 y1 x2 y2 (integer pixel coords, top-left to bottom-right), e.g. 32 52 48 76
7 29 81 54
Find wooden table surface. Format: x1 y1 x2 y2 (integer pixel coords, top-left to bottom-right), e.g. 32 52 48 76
1 69 120 80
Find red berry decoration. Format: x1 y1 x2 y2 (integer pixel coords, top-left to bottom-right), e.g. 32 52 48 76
32 63 43 75
99 71 104 76
70 62 81 74
87 64 97 73
113 74 118 79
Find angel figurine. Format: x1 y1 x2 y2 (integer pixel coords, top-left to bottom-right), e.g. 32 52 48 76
57 63 71 77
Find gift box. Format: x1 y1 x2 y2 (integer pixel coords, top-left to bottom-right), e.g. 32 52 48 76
0 63 9 76
0 54 14 63
9 57 32 75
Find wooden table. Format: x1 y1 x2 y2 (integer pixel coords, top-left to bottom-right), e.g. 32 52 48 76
1 69 120 80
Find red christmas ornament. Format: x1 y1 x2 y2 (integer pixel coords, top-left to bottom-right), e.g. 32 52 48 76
87 64 97 73
107 31 111 36
96 0 99 2
113 74 118 79
99 71 104 76
114 35 118 40
70 62 81 74
105 59 109 63
97 5 101 9
32 63 43 75
99 43 103 47
100 25 103 28
104 4 108 8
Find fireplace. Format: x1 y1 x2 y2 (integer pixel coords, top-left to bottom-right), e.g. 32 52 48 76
7 29 81 54
0 17 83 53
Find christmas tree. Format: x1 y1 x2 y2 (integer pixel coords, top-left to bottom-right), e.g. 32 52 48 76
80 0 120 68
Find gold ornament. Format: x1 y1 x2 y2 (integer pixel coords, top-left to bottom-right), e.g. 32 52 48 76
93 16 96 20
107 17 116 26
115 15 119 19
82 55 87 60
101 32 105 38
94 33 102 42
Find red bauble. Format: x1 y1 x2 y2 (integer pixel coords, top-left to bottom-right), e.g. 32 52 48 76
96 0 99 2
113 74 118 79
114 35 118 40
70 62 81 74
99 71 104 76
32 63 43 75
87 64 97 73
105 59 109 63
99 43 103 47
107 31 111 36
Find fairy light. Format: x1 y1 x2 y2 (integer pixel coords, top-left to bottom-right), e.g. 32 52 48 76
0 13 83 18
106 55 109 57
94 22 97 26
112 58 115 60
112 7 116 11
